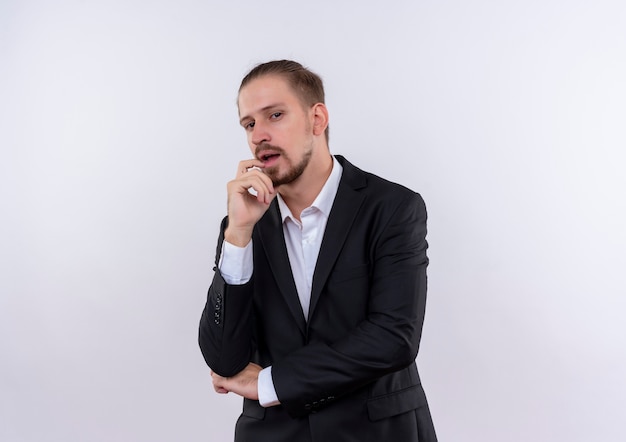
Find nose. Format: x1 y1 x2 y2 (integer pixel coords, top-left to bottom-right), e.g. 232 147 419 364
250 121 270 146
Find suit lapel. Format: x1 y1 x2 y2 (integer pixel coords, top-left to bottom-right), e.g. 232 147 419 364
308 156 367 322
257 202 307 335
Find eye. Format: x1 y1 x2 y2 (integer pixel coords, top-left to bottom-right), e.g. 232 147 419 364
244 121 255 130
270 112 282 119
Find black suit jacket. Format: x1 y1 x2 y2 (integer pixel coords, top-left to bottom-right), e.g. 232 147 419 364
200 155 437 442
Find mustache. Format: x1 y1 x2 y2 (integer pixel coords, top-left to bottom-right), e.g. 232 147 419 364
255 143 285 157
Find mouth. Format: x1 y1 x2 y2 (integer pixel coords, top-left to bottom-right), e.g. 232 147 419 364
256 148 282 167
260 153 280 162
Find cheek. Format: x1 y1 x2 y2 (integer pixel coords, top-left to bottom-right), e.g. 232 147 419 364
246 134 255 149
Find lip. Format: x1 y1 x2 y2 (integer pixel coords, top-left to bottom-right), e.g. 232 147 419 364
257 150 281 167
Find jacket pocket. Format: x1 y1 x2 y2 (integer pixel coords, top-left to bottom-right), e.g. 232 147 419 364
366 384 427 421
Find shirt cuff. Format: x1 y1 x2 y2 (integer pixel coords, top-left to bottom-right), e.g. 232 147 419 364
218 239 253 285
258 366 280 407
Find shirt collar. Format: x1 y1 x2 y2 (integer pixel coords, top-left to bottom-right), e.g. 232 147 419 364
277 155 343 223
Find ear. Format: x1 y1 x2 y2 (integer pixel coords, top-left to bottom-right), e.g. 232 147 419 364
311 103 329 137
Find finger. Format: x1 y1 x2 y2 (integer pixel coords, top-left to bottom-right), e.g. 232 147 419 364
257 186 277 205
236 159 265 177
253 183 276 205
212 374 229 394
233 171 275 200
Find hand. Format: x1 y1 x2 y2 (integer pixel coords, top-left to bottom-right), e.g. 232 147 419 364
225 159 277 247
211 362 262 400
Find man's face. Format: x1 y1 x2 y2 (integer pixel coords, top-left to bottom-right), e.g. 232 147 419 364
238 75 314 186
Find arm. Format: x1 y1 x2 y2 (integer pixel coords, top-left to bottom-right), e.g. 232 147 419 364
198 217 256 377
273 192 429 416
198 159 276 377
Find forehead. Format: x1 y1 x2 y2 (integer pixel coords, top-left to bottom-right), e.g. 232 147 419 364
237 75 299 116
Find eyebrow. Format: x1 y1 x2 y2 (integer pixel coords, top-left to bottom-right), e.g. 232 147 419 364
239 103 284 126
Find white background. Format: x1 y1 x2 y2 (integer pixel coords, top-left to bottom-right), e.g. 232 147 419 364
2 1 625 441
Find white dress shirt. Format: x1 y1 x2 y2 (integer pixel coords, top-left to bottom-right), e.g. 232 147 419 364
218 156 343 407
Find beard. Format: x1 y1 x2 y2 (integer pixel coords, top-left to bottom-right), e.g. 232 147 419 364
256 141 313 186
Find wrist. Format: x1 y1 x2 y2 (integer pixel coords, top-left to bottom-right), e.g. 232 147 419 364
224 226 253 247
258 366 280 407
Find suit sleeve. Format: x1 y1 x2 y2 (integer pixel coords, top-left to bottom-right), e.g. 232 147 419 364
198 217 255 377
272 192 429 417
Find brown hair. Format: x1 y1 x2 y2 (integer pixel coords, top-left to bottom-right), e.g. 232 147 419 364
239 60 329 142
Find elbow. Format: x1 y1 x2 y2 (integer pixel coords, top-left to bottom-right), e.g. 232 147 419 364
388 322 422 369
393 341 420 369
199 335 248 377
198 323 251 377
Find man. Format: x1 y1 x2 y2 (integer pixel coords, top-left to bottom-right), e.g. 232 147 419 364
199 60 437 441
